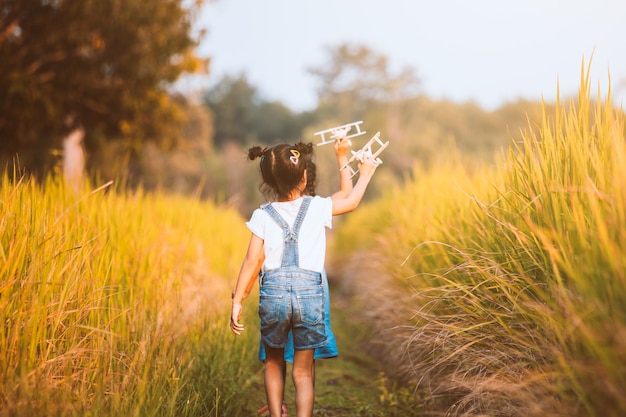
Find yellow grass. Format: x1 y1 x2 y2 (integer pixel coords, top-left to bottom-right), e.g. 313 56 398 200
0 174 258 416
331 61 626 416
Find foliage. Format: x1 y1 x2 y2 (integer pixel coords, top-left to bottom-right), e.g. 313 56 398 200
203 74 258 147
330 65 626 416
310 43 420 118
0 0 206 173
1 27 562 223
203 73 314 148
203 43 539 215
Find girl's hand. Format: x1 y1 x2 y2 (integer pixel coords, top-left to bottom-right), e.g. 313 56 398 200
357 155 378 178
230 303 244 335
334 136 351 158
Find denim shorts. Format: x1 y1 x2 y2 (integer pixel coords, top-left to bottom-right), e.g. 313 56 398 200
258 266 327 351
258 268 339 362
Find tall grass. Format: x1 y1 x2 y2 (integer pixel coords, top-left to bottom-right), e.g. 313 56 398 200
331 63 626 416
0 174 260 416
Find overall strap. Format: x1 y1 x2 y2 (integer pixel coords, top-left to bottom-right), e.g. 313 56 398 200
262 196 312 267
291 196 312 238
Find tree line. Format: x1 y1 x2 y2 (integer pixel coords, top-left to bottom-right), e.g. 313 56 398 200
1 1 552 215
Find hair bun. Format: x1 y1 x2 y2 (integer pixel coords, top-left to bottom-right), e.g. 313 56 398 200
248 146 266 161
294 142 313 156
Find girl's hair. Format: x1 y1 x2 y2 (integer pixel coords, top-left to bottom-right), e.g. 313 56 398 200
305 158 317 197
248 142 315 200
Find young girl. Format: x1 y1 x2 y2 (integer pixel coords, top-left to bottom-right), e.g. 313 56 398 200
230 141 378 417
255 138 352 416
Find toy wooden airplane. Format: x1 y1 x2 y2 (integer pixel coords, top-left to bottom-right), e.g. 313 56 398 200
340 131 389 178
313 121 366 146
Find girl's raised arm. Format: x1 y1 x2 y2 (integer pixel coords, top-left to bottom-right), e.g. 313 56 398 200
332 156 378 216
331 137 353 200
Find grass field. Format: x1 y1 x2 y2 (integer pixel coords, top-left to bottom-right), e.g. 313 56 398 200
0 171 414 416
330 65 626 416
2 64 624 416
0 175 264 416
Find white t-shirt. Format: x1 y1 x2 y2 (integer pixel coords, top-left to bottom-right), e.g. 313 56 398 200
246 196 333 273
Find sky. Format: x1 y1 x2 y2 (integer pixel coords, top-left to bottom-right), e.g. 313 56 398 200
194 0 626 111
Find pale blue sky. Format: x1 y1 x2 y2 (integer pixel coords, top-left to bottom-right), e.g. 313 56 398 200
195 0 626 111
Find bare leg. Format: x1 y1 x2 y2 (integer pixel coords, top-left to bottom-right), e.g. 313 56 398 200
292 349 315 417
264 344 286 417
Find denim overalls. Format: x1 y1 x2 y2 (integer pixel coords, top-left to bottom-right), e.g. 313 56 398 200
258 197 327 351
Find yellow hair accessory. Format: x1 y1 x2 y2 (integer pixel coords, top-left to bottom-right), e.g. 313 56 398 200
290 149 300 165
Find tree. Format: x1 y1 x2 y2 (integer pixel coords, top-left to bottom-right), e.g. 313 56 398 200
0 0 206 174
308 43 420 120
203 74 257 147
249 101 306 145
203 74 311 147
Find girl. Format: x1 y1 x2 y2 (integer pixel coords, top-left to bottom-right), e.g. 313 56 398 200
255 138 352 416
230 141 378 417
